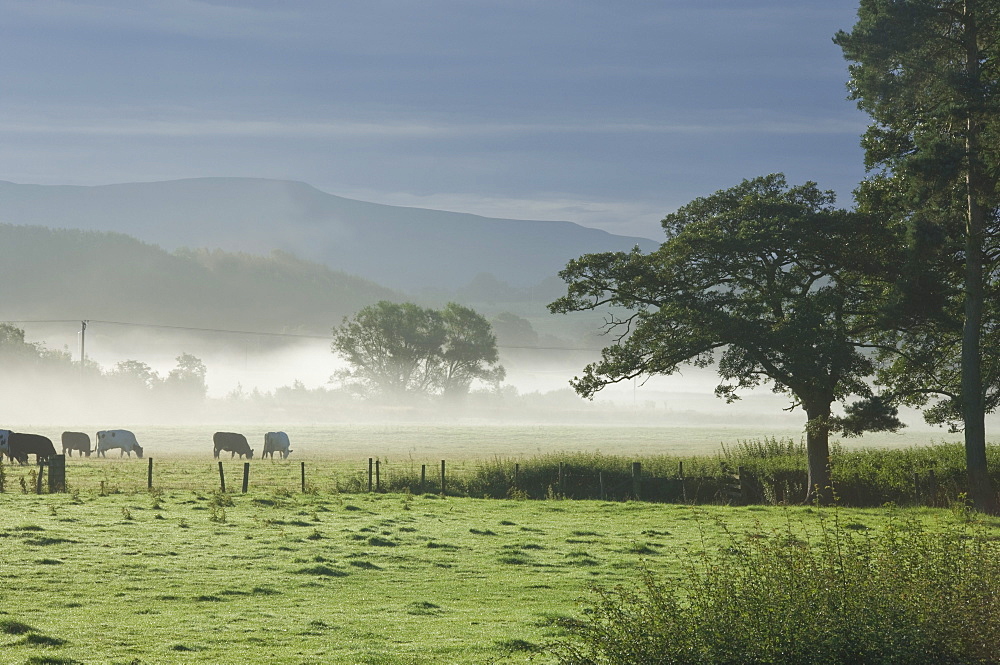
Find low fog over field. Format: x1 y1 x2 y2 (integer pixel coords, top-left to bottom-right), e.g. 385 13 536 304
0 318 958 459
5 319 801 426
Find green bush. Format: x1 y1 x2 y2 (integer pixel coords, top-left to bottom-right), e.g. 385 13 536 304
553 514 1000 664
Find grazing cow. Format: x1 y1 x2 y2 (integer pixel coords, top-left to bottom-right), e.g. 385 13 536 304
7 432 57 465
61 431 92 457
213 432 253 459
96 430 143 458
0 429 14 462
262 431 292 459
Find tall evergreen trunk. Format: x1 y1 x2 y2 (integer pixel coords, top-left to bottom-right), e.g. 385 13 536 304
963 192 993 511
804 403 833 505
962 5 998 513
838 0 999 512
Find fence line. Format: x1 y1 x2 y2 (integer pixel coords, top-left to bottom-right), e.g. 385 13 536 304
0 456 961 508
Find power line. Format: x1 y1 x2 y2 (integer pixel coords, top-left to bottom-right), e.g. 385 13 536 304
5 318 327 340
94 319 330 340
4 318 598 352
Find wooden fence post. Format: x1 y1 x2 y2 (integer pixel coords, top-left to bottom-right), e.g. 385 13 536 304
368 458 373 493
420 464 426 494
514 462 520 489
558 462 564 495
301 462 306 493
218 461 226 493
375 459 381 492
48 455 65 493
738 466 750 504
35 459 44 494
147 458 153 490
679 461 686 502
440 460 446 496
631 462 642 500
599 471 605 501
242 462 250 493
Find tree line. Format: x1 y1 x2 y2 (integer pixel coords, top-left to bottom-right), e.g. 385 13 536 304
550 0 1000 513
0 323 208 403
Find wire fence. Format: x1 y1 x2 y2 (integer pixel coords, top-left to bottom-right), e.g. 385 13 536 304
0 455 959 508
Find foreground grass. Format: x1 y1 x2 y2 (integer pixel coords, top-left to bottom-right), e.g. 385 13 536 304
0 489 994 664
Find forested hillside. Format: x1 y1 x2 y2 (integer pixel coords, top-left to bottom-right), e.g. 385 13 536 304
0 224 399 333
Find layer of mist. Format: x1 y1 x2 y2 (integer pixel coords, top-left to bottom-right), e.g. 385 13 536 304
0 322 956 454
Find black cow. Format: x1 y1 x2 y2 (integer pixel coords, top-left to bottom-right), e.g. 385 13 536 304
61 431 92 457
0 429 11 463
7 432 57 465
213 432 254 459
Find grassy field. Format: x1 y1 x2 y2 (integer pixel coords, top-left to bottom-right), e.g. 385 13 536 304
0 424 991 664
1 481 989 665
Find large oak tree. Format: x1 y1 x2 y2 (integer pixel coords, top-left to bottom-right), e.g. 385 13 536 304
550 175 900 503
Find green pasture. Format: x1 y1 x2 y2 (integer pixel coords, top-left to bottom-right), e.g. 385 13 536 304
2 423 954 460
0 483 988 665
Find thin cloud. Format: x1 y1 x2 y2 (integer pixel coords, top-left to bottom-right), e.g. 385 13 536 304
0 112 865 140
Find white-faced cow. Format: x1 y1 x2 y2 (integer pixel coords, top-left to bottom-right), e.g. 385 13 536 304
61 431 92 457
96 430 143 458
213 432 253 459
7 432 57 465
262 431 292 459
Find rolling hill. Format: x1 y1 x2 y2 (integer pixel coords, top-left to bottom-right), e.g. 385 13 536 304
0 224 399 334
0 178 659 291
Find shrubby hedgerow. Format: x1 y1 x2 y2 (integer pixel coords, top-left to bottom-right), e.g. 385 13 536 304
553 512 1000 665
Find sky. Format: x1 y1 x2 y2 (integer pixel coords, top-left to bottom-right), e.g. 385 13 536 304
0 0 870 240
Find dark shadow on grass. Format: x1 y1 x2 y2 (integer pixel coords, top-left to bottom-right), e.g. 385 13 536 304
293 565 348 577
0 620 36 635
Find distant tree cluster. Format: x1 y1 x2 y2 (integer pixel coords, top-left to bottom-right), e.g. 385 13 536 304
0 323 208 419
107 352 208 402
0 323 73 369
331 301 505 400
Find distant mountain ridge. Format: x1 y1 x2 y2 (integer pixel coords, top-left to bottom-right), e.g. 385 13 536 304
0 178 659 291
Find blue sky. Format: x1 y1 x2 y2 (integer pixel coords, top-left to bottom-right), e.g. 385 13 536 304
0 1 868 239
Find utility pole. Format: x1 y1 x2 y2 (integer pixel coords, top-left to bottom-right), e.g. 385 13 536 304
80 320 87 376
